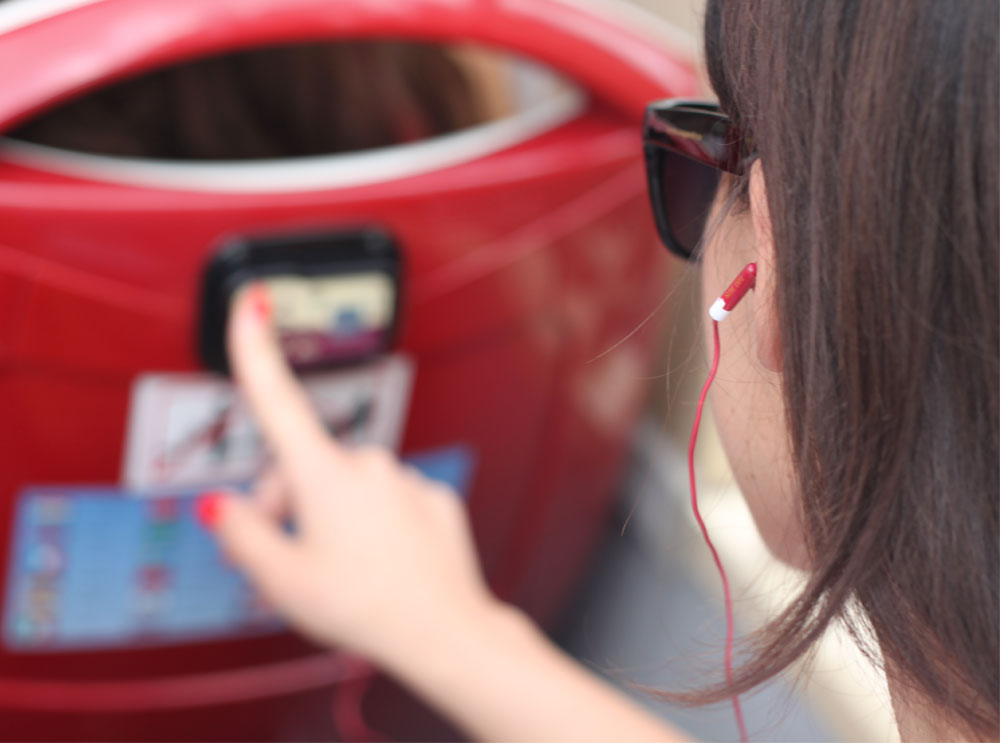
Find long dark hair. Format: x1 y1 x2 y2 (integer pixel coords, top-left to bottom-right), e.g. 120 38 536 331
691 0 999 737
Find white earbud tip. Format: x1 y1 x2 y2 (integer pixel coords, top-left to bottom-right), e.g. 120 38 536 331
709 298 730 322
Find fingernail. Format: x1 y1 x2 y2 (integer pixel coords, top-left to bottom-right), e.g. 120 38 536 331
196 492 225 529
247 283 271 323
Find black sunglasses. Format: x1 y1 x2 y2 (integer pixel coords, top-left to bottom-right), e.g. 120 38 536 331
643 99 753 261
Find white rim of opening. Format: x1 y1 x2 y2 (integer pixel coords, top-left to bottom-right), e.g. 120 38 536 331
0 87 586 194
0 0 111 36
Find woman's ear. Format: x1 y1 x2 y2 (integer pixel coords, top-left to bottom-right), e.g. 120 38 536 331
748 161 783 373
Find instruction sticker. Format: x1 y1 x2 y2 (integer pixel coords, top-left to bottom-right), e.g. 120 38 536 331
3 487 275 650
5 445 474 651
121 355 414 492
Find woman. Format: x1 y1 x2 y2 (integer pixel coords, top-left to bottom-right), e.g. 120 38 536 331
200 0 999 740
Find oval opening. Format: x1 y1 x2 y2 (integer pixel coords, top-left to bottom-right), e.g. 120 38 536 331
0 40 585 192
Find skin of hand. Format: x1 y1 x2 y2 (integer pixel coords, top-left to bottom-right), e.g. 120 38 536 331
203 285 688 743
203 284 498 666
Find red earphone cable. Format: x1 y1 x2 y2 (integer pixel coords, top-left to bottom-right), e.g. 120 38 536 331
689 319 749 743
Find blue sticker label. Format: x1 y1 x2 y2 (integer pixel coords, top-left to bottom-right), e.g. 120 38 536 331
3 488 274 651
3 445 476 651
406 446 476 499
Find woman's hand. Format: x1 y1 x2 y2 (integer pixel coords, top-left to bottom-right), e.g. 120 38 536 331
201 285 495 664
199 285 685 743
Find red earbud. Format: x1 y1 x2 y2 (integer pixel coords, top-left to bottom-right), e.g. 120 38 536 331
709 263 757 321
692 261 757 742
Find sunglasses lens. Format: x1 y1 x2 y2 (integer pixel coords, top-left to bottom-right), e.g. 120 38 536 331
660 150 723 258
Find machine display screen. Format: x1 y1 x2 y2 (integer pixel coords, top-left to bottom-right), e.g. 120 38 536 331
3 447 473 652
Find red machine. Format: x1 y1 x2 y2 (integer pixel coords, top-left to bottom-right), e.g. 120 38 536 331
0 0 697 739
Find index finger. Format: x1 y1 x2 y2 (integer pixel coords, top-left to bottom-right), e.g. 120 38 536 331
226 283 345 485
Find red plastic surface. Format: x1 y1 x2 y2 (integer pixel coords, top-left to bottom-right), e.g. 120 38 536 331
0 0 696 133
0 0 696 739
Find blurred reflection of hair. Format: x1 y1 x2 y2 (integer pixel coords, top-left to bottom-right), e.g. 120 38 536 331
9 40 486 159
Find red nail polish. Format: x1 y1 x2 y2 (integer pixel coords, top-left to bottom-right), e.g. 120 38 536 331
248 284 271 322
196 492 224 529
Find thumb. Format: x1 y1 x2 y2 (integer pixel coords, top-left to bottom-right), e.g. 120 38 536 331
200 492 309 614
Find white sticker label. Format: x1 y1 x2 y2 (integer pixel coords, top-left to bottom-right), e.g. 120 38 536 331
121 355 414 493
